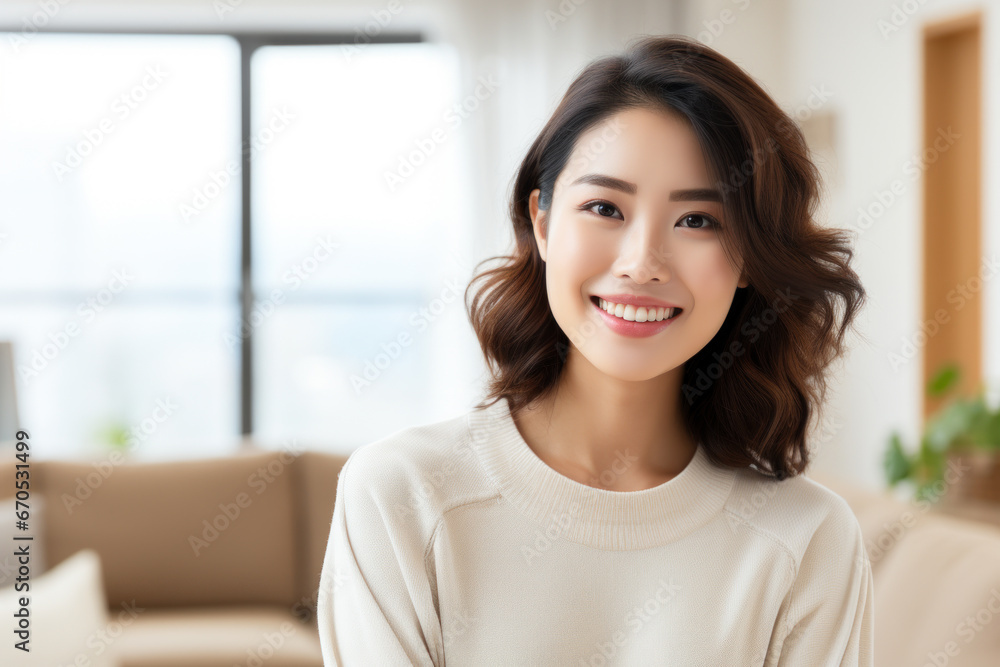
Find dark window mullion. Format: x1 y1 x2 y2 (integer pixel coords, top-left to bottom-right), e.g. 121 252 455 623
239 37 257 439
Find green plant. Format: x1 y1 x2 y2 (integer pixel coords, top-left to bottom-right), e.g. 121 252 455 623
95 420 131 451
883 362 1000 503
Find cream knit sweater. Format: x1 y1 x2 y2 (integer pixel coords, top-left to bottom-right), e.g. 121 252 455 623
318 396 874 666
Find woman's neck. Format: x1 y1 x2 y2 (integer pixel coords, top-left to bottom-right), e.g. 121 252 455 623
511 349 697 492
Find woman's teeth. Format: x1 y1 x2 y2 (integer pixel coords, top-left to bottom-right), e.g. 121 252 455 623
597 298 680 322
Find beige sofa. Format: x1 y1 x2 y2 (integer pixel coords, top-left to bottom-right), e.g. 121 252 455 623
3 447 1000 665
809 469 1000 666
0 447 348 667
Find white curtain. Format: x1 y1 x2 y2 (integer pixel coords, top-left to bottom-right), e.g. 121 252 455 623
417 0 683 259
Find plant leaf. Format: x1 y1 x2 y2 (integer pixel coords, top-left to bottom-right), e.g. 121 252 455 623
925 399 979 452
927 362 961 397
915 436 946 488
883 431 911 486
975 409 1000 450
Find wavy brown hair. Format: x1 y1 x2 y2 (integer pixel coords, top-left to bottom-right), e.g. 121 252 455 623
464 34 867 481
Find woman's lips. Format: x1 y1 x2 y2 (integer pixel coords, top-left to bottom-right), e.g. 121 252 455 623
590 296 681 338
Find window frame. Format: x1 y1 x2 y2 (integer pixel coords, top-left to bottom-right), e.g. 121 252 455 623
6 26 425 438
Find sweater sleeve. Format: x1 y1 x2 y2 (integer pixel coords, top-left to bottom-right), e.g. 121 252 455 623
317 452 442 667
766 503 875 667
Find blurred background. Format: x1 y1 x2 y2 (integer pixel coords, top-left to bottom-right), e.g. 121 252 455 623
0 0 993 489
0 1 999 664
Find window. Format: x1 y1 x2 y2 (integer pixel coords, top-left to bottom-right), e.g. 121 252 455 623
250 42 475 451
0 30 478 460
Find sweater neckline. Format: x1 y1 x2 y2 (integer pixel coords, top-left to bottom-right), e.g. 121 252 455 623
467 395 737 551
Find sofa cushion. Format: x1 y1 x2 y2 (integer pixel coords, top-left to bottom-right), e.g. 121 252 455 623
872 515 1000 666
112 606 322 667
0 548 119 666
39 450 297 609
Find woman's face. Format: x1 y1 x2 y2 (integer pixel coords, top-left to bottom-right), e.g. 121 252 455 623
529 106 748 382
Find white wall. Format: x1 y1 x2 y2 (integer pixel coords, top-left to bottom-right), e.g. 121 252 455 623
789 0 999 491
685 0 999 490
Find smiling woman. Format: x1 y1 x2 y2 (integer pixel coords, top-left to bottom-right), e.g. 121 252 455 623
319 34 873 667
474 39 867 485
527 105 748 396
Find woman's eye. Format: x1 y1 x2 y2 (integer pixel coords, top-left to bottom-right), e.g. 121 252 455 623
677 213 719 230
581 200 623 220
578 203 719 229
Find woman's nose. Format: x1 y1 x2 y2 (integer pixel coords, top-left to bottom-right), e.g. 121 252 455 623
613 223 673 284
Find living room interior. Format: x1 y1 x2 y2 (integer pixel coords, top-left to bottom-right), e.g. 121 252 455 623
1 0 999 665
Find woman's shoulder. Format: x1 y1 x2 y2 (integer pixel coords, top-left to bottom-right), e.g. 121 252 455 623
724 466 865 563
336 406 493 518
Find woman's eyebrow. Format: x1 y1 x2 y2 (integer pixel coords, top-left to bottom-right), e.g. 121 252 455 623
670 187 723 203
569 173 722 203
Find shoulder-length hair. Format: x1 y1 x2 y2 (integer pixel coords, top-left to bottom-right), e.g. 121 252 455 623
464 34 867 480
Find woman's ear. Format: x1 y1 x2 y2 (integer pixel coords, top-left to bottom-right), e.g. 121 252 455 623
736 260 749 289
529 188 548 262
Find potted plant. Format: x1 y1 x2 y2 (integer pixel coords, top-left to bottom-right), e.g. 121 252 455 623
883 363 1000 504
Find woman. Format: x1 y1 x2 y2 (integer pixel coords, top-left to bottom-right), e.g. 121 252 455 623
319 34 873 666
